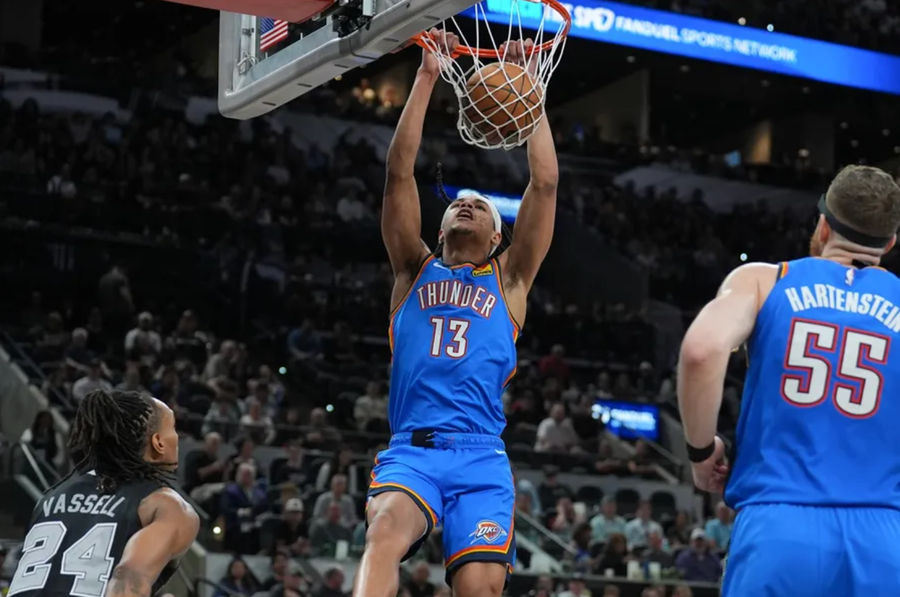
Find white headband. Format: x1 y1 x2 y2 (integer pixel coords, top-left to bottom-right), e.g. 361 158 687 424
453 191 503 234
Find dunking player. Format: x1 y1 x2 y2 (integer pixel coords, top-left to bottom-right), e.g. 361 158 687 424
678 165 900 595
8 390 198 597
353 32 558 597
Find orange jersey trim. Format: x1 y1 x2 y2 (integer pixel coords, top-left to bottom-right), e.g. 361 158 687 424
778 262 789 279
492 258 521 341
445 499 516 567
368 480 439 527
388 255 436 353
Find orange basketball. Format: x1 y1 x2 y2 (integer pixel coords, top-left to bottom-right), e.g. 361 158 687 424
464 63 544 145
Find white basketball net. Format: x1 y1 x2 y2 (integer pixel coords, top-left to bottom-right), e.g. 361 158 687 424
419 0 568 150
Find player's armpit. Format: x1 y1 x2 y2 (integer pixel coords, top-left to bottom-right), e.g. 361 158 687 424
105 489 199 597
503 118 558 292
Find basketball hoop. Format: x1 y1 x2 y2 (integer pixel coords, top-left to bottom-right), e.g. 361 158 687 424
412 0 571 150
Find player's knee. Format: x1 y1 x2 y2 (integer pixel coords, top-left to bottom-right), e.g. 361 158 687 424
364 509 416 559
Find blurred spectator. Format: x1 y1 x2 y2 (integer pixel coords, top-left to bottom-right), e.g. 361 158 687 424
569 523 595 574
64 327 94 370
314 568 346 597
46 163 77 198
641 530 673 569
626 440 661 479
354 381 388 432
215 558 259 597
0 545 9 594
315 446 355 492
115 364 146 393
549 496 584 542
273 407 304 446
205 340 239 381
268 559 307 597
594 439 627 475
167 309 209 367
516 473 542 516
667 511 692 548
305 407 341 450
601 587 619 597
287 319 324 362
71 360 112 402
21 411 65 471
226 437 260 481
260 551 290 591
538 466 572 508
35 312 69 361
704 501 733 552
640 589 660 597
271 439 314 488
183 432 226 499
539 344 570 383
312 475 358 528
558 576 590 597
535 403 580 453
97 264 133 346
221 462 269 553
125 311 162 357
675 529 722 582
589 496 626 544
596 533 628 577
624 501 663 551
241 399 277 445
275 498 311 557
203 397 241 441
405 561 434 597
671 585 693 597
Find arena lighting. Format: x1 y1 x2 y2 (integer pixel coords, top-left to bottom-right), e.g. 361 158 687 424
212 526 222 535
740 253 748 262
737 17 746 26
840 121 849 129
798 148 810 158
766 24 774 32
278 366 287 375
325 404 335 412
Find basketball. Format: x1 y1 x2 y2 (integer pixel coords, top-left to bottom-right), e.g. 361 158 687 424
464 62 544 145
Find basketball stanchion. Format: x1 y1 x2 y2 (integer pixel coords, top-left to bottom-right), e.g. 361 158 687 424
412 0 570 150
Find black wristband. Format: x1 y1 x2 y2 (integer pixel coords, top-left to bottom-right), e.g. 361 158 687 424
686 439 716 463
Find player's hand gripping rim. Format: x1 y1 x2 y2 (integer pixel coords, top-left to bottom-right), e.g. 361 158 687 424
691 436 729 493
419 28 461 76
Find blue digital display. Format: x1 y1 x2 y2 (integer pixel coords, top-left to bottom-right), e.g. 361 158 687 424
442 184 522 223
592 399 660 440
465 0 900 95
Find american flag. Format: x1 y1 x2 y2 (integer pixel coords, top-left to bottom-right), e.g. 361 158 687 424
259 17 289 52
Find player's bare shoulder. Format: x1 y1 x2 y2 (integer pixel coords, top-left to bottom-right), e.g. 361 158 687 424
138 487 199 549
719 262 781 305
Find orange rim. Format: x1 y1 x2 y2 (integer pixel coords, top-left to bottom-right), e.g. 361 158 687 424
411 0 571 59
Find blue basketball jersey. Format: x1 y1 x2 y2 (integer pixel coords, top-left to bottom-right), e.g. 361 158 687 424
726 257 900 510
388 255 519 436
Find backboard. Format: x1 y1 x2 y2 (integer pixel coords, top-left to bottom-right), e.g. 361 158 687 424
218 0 479 119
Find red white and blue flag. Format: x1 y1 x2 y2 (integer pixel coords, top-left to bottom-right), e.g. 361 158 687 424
259 17 289 52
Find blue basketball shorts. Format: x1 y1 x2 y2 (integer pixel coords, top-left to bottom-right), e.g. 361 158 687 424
723 503 900 596
367 431 516 581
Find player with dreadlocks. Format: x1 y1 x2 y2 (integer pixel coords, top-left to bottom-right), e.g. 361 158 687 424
8 390 198 597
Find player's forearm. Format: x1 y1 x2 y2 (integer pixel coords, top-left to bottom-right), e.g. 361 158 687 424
106 565 154 597
385 70 438 177
676 338 730 446
526 118 558 191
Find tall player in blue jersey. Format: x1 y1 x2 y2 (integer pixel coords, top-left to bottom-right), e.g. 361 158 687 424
678 164 900 596
353 31 558 597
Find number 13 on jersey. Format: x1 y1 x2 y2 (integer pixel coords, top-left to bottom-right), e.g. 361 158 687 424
429 316 470 358
781 318 891 418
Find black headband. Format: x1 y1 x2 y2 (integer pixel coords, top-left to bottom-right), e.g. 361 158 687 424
817 195 893 248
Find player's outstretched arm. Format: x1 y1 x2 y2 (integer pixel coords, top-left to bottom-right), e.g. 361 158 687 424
504 116 559 292
105 488 199 597
677 263 775 489
382 30 457 282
